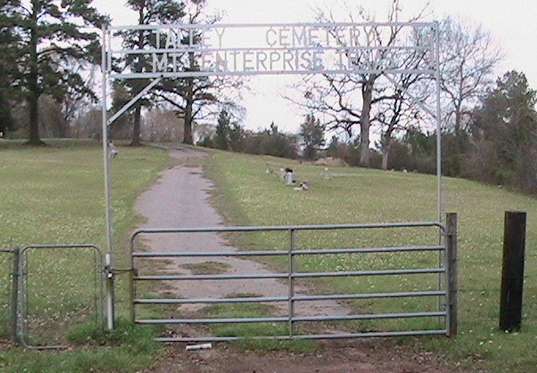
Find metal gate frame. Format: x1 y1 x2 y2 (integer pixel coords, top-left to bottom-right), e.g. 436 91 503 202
101 21 447 332
14 244 104 350
129 216 457 342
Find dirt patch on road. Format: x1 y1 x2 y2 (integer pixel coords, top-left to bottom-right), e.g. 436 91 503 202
181 261 233 275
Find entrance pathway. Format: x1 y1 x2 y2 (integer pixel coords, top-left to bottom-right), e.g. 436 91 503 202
135 147 348 317
137 147 459 373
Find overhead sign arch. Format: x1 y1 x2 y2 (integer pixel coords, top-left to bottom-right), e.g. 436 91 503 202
105 22 436 79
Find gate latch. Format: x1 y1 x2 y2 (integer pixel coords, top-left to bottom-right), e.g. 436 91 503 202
104 253 114 279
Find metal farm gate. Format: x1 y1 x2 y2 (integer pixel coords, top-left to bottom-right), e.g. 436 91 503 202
1 245 104 349
129 217 457 342
99 21 451 338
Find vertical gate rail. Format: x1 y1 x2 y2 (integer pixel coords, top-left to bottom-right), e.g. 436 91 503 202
0 248 19 343
18 244 103 350
130 219 458 342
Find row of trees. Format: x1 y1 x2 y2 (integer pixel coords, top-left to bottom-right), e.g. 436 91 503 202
319 71 537 194
0 0 241 145
200 110 298 159
200 110 331 161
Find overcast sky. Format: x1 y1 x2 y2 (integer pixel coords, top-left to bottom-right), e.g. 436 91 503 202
94 0 537 133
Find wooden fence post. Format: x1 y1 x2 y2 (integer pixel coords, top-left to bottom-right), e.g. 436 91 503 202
499 211 527 332
446 213 458 337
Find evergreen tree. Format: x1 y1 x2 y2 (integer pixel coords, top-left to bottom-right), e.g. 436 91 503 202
300 114 325 160
326 136 339 158
1 0 108 145
228 122 245 152
214 109 230 150
0 4 21 135
471 71 537 189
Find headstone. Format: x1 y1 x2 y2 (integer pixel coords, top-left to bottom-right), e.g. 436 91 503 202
285 171 295 185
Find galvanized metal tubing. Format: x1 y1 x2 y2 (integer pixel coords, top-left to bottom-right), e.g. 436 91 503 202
101 25 115 332
102 20 446 334
109 21 436 32
131 222 454 341
0 248 18 343
17 245 103 350
154 330 448 343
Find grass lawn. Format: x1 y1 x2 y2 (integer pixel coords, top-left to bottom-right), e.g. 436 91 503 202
204 149 537 373
0 140 169 372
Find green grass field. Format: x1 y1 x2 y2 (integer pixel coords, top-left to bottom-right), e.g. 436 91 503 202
205 149 537 373
0 140 169 372
1 142 536 372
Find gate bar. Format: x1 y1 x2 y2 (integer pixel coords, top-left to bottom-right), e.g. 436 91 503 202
136 311 446 325
288 229 295 336
155 329 447 343
155 330 446 343
134 268 445 281
110 21 436 32
131 222 445 236
132 245 444 258
130 221 450 341
133 290 447 305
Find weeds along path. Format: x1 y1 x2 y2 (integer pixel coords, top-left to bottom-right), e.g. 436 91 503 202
135 147 349 322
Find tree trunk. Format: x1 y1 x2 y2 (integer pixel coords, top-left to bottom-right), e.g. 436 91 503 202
183 78 194 145
454 105 462 135
183 101 193 145
382 138 392 170
27 3 43 146
130 104 142 146
28 89 41 145
130 9 145 147
451 102 464 175
359 82 373 167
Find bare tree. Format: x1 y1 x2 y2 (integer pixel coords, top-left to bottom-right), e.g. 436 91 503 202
154 0 244 144
156 75 243 144
376 37 430 170
438 17 502 134
61 60 98 133
289 0 430 167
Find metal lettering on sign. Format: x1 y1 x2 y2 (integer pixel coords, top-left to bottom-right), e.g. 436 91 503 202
106 22 437 79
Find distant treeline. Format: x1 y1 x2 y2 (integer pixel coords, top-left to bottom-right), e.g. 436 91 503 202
201 71 537 195
198 111 299 159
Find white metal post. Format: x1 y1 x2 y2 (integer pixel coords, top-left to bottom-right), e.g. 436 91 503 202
433 22 445 315
434 21 443 223
101 26 115 331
